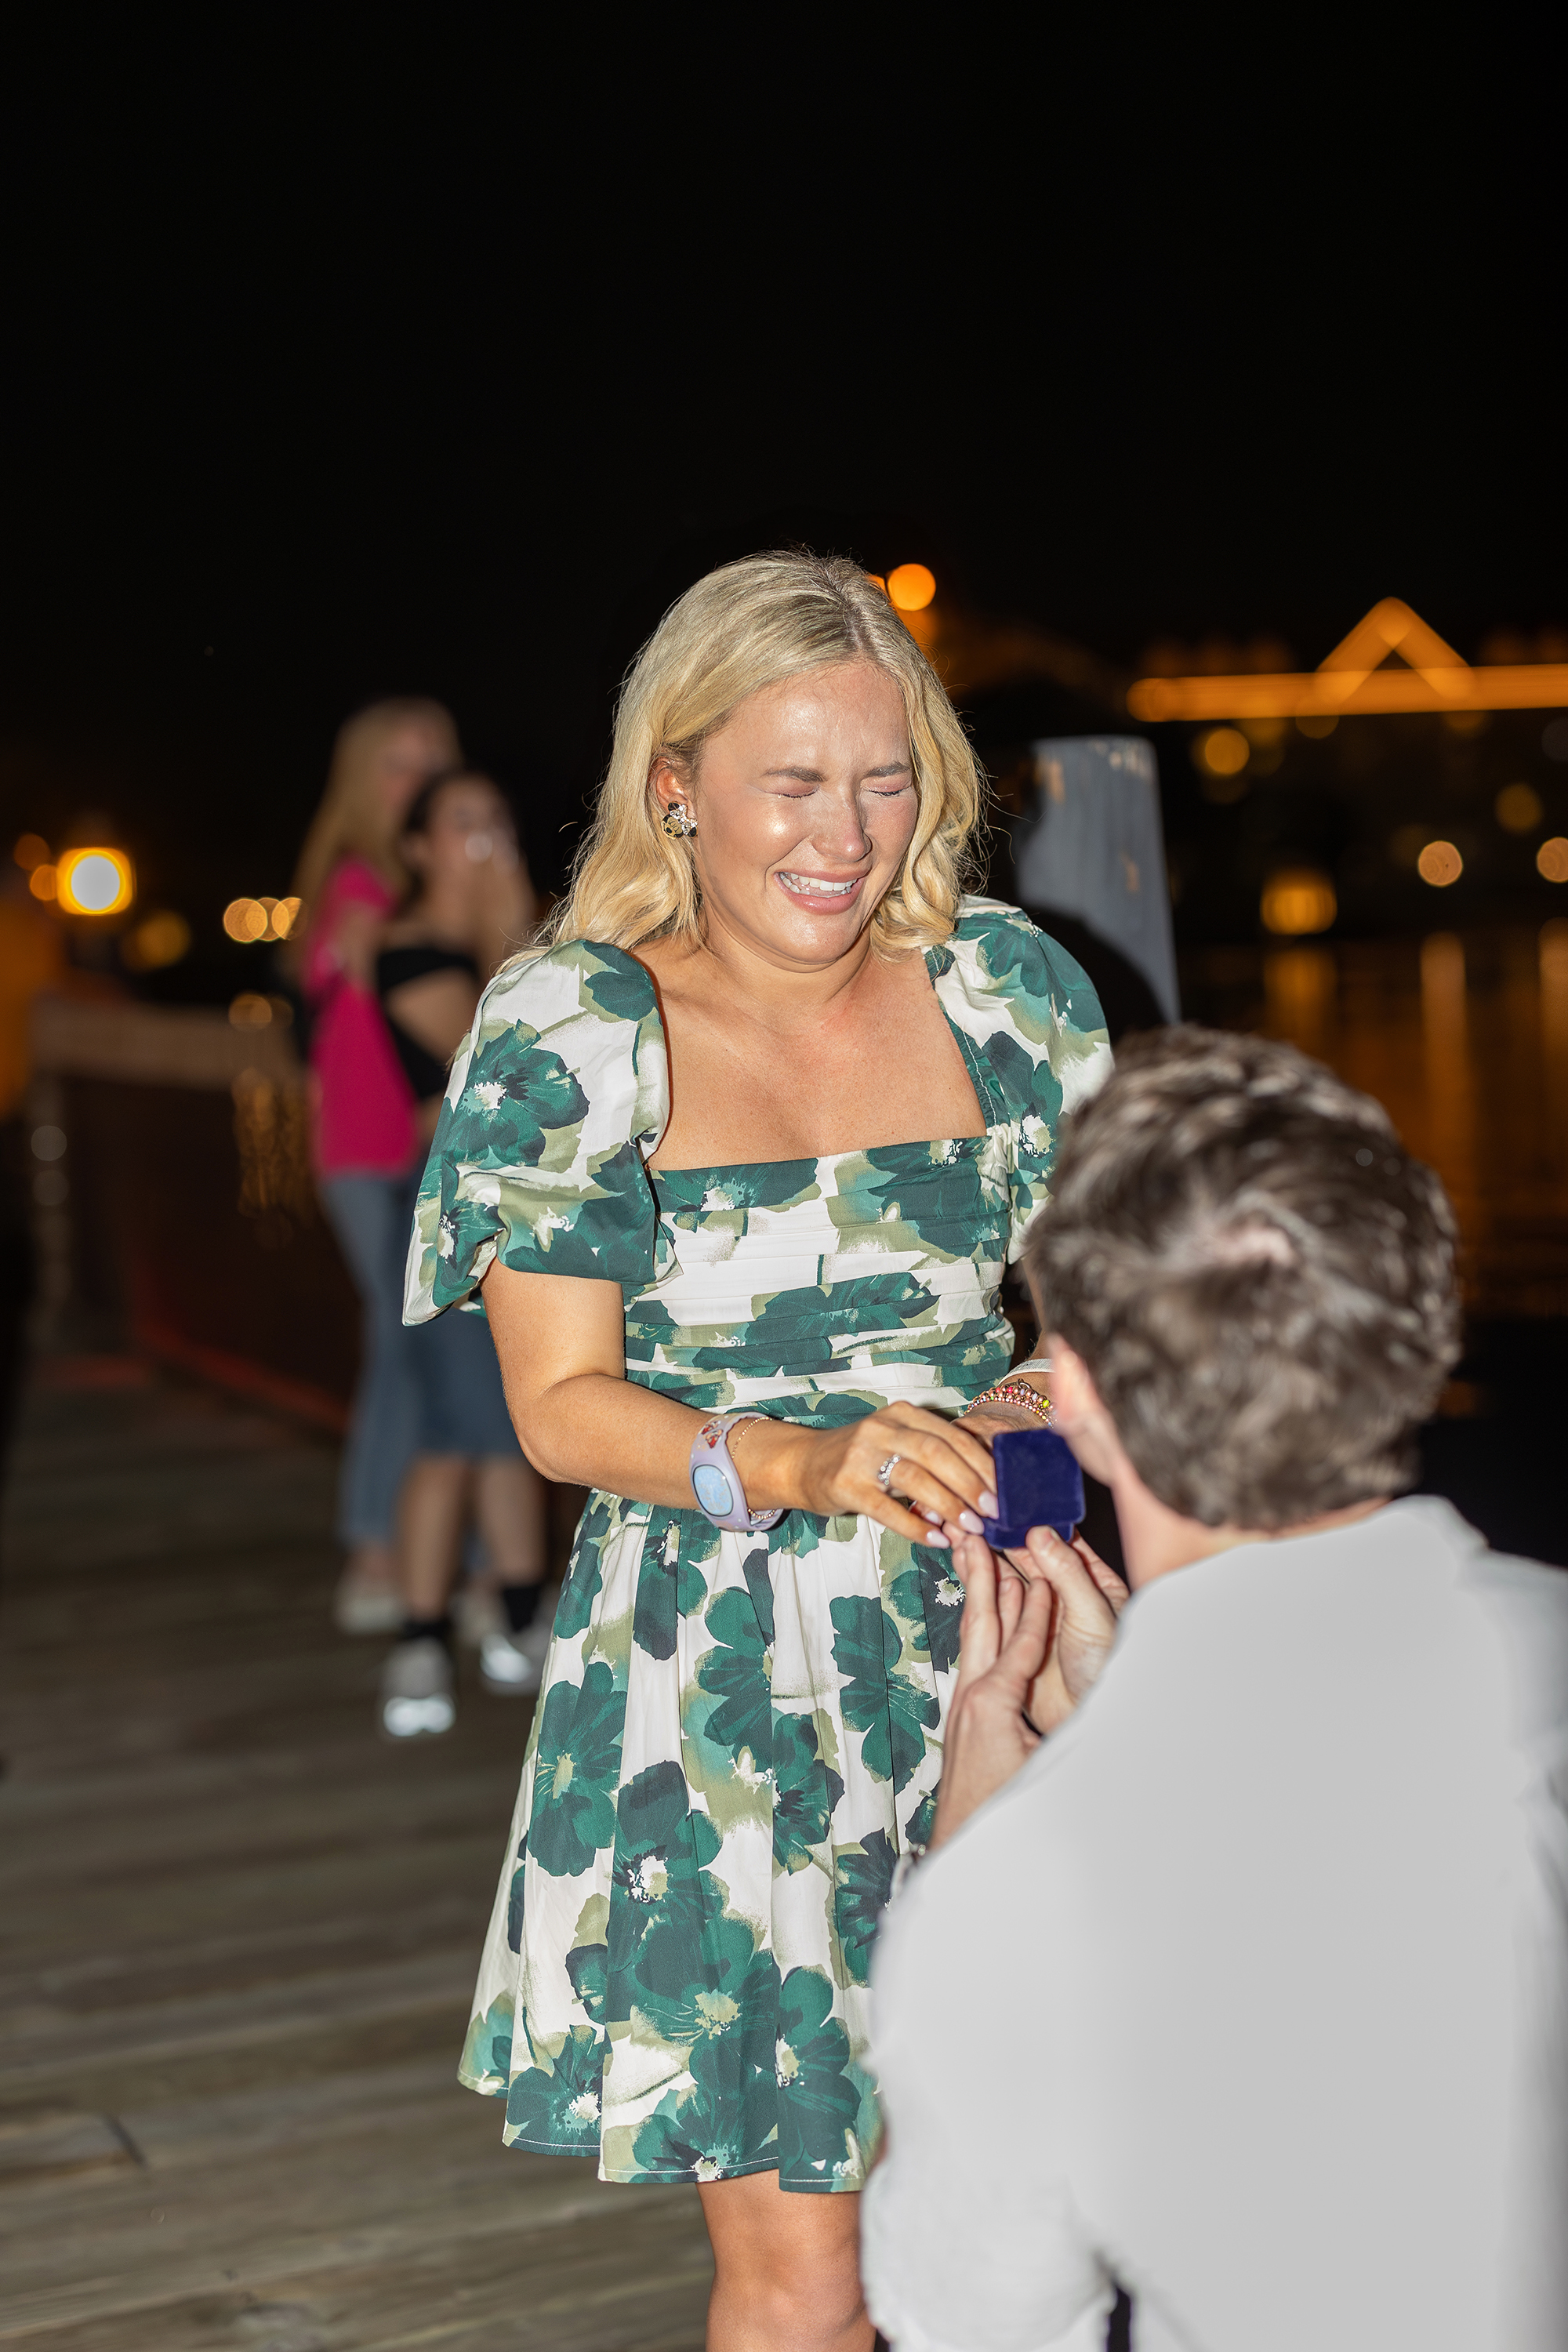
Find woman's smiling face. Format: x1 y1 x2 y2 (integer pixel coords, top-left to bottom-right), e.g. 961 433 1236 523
652 662 918 971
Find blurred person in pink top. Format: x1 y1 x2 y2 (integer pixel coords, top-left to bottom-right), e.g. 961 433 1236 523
289 699 462 1628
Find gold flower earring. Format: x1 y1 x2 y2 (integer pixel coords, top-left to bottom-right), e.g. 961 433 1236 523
660 801 697 839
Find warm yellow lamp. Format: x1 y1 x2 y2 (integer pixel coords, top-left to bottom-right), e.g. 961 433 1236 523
56 847 135 916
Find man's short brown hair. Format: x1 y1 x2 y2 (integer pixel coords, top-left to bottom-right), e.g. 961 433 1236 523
1025 1027 1461 1530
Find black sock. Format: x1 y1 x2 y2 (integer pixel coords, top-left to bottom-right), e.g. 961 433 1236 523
399 1613 454 1650
500 1581 545 1635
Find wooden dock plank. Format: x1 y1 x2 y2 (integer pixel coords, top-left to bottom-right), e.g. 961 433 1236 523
0 1372 712 2351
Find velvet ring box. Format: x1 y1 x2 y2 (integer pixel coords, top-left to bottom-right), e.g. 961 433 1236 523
982 1427 1085 1550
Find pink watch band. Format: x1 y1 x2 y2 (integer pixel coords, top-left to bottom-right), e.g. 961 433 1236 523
689 1414 785 1532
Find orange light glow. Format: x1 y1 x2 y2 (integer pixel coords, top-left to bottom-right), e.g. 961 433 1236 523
28 864 58 902
1495 783 1543 834
223 897 269 942
56 848 134 916
1128 597 1568 722
1417 840 1464 887
887 564 936 612
1197 726 1249 777
12 833 49 872
223 894 300 943
1538 838 1568 883
1261 869 1337 935
122 911 192 972
229 993 274 1029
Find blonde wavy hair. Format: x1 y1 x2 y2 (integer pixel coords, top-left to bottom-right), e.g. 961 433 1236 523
547 551 985 958
291 698 462 913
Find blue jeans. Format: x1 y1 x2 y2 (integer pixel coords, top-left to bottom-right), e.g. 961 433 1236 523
321 1171 421 1548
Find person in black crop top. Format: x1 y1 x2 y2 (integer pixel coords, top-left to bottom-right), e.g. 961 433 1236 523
372 772 550 1740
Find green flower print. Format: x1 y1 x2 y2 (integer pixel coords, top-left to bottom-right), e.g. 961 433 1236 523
526 1661 625 1878
706 1273 942 1379
555 1490 625 1641
775 1965 861 2187
441 1030 589 1170
905 1790 939 1852
772 1709 845 1873
565 1938 608 2029
833 1831 897 1987
833 1142 987 1258
605 1760 722 1984
695 1587 772 1777
889 1550 966 1675
571 946 658 1028
633 1508 720 1661
459 1994 514 2094
655 1160 820 1230
506 2022 606 2149
829 1594 941 1795
630 1972 782 2183
982 1024 1061 1138
633 1906 778 2076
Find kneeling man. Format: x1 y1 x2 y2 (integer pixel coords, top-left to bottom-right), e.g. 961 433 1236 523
865 1028 1567 2352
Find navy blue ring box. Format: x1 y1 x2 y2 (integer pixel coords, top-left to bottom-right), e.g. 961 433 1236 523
982 1426 1085 1550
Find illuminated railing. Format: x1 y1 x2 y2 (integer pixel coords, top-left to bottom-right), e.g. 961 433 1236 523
1130 598 1568 722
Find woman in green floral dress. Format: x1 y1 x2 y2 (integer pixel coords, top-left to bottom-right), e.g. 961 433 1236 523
405 553 1110 2349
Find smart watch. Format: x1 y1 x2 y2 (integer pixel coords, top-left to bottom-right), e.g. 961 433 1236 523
688 1414 784 1532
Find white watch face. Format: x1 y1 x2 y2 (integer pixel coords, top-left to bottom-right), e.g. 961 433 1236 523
692 1462 736 1519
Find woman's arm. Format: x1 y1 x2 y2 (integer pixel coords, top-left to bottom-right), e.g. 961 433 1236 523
482 1258 1005 1547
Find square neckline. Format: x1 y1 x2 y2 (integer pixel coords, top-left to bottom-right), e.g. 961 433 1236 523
643 943 996 1183
648 1134 989 1185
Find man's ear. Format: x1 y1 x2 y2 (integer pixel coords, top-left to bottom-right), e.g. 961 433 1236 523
1045 1337 1123 1488
1045 1338 1095 1417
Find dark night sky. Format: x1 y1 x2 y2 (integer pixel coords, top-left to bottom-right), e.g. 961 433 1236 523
2 31 1559 976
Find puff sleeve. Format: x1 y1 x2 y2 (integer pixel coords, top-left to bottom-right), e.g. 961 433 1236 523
932 901 1113 1264
403 941 669 1322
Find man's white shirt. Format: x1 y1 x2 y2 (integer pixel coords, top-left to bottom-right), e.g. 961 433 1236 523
864 1498 1568 2352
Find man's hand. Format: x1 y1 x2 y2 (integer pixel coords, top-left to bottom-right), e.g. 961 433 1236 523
1003 1526 1128 1736
929 1544 1054 1850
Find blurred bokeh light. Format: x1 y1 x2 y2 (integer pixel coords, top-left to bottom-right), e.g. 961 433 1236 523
121 910 192 971
887 564 936 612
1196 726 1250 779
1261 869 1337 935
56 847 134 915
223 895 300 943
1496 783 1544 834
1417 840 1465 887
1537 838 1568 883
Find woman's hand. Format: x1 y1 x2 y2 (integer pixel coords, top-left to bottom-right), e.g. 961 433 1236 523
763 1402 1002 1553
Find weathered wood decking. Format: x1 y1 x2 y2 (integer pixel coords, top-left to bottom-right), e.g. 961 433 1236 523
0 1365 712 2350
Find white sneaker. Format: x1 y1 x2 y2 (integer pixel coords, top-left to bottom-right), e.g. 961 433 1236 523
479 1622 550 1696
454 1583 505 1650
379 1637 456 1740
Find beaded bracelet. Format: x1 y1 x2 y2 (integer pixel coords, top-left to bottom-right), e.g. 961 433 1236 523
962 1375 1054 1424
